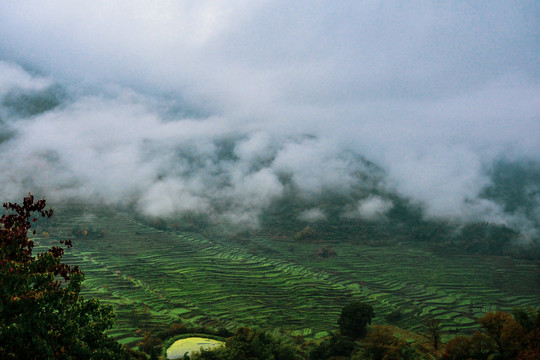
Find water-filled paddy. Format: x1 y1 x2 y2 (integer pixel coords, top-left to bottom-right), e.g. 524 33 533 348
166 337 224 359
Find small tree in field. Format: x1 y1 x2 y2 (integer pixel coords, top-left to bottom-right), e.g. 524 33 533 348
422 316 442 350
0 194 130 359
338 301 375 339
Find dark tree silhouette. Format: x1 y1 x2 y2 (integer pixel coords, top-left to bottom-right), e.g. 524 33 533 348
338 301 375 339
423 316 442 350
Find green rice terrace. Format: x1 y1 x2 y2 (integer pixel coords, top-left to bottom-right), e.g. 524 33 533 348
32 203 540 348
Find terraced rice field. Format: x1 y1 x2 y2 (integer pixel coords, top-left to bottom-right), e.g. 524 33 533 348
33 204 540 346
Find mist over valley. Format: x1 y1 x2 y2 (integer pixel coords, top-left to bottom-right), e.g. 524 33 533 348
0 1 539 356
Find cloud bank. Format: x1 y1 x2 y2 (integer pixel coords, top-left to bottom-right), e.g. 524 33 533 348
0 1 539 231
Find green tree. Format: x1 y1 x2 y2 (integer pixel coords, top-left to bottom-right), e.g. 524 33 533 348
338 301 375 339
513 306 540 333
0 195 131 359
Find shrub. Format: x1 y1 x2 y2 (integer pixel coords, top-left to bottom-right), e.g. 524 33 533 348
309 333 355 360
137 331 163 354
443 336 471 360
192 328 303 360
294 226 317 242
354 325 416 360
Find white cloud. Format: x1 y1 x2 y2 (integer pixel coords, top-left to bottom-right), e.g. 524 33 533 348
137 178 211 218
356 196 394 221
0 61 52 95
298 208 327 222
0 1 538 230
271 138 358 195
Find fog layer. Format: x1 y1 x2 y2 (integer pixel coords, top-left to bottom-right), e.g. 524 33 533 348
0 1 538 232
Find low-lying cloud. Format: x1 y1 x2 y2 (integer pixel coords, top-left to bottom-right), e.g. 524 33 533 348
356 196 394 221
0 1 538 233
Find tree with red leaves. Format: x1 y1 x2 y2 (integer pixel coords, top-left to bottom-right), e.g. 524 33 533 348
0 195 131 359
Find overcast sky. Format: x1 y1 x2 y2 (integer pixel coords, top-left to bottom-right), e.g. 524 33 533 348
0 1 538 229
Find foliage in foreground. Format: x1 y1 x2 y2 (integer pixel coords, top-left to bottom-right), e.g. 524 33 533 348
0 195 131 359
192 327 302 360
443 309 540 360
308 302 540 360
